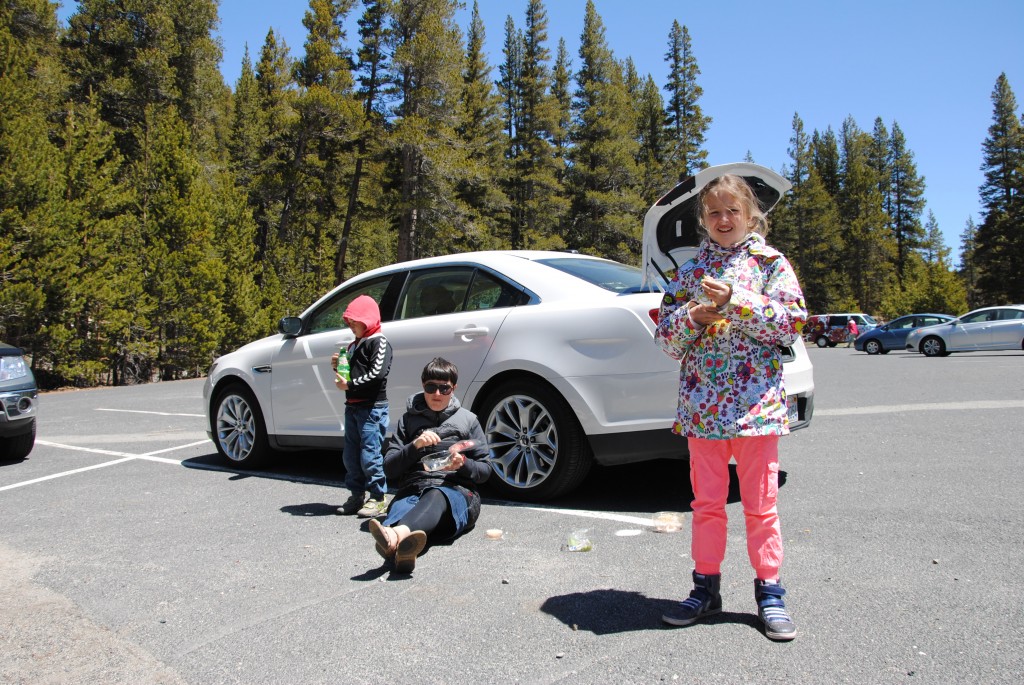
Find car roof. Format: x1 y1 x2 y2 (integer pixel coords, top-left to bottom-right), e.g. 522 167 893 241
310 250 631 315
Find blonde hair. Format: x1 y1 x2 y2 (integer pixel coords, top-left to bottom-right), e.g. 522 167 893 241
696 174 769 238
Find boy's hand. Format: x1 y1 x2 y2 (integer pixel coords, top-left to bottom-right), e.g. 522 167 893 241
413 430 440 450
330 352 339 370
441 453 466 471
334 376 348 390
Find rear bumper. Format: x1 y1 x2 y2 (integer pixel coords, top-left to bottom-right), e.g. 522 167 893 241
589 390 814 465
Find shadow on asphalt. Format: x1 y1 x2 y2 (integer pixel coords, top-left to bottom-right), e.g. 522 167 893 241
540 588 763 636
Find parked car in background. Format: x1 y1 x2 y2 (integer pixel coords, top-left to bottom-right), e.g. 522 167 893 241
203 250 815 502
804 313 878 348
0 342 38 461
905 305 1024 357
854 313 955 355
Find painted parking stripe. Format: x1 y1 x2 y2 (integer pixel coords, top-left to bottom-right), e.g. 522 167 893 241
0 440 212 492
816 399 1024 416
96 407 205 418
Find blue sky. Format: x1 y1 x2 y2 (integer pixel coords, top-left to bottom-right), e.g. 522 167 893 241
58 1 1024 259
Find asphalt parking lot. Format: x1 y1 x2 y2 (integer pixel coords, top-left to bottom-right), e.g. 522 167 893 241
2 348 1023 684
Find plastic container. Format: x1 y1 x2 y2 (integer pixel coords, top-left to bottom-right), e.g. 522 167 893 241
336 349 350 382
421 452 454 472
652 511 684 533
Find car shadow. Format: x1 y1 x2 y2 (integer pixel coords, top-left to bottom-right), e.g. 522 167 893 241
183 452 787 516
488 459 788 515
539 588 763 636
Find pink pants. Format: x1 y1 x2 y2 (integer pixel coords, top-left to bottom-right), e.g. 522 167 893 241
687 435 783 580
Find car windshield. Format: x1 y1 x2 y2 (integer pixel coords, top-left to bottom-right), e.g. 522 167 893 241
536 257 655 294
863 315 878 325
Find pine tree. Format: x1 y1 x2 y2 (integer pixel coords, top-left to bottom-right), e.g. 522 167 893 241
336 0 392 282
958 217 980 308
565 0 643 262
130 105 226 381
0 0 65 371
882 211 967 317
53 96 139 384
456 0 509 250
663 20 710 180
811 127 841 198
839 116 897 313
635 74 673 205
512 0 566 249
771 114 846 312
387 0 467 261
974 73 1024 304
888 121 927 284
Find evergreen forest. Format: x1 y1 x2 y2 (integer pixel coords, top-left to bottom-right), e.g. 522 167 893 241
2 0 1022 388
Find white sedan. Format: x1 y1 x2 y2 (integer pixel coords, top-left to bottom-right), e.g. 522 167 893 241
203 250 815 501
905 305 1024 357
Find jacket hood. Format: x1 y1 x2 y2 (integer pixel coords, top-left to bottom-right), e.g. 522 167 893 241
343 295 382 338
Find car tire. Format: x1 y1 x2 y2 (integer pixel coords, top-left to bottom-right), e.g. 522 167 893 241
864 339 882 355
211 383 271 468
815 336 828 348
0 418 35 462
477 379 592 502
920 336 946 358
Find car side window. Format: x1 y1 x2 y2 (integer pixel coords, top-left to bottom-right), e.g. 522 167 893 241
396 268 473 320
465 270 524 311
892 317 914 330
959 311 988 325
997 309 1024 320
306 276 392 334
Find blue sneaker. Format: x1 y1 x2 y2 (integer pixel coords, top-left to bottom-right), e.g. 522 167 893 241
662 571 722 626
755 579 797 640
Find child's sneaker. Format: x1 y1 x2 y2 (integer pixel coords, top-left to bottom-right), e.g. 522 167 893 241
356 494 390 518
754 578 797 641
662 571 722 626
337 492 366 515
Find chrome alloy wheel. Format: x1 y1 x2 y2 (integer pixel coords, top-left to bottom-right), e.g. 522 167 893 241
216 393 257 462
485 394 559 490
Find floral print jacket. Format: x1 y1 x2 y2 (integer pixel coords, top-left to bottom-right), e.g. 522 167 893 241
655 233 807 439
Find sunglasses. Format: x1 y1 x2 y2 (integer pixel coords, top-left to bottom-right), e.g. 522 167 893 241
423 382 454 396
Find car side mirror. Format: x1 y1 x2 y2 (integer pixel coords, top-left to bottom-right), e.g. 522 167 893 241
278 316 303 337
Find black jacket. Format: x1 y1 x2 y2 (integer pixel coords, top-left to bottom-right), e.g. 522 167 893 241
345 332 391 405
383 393 491 523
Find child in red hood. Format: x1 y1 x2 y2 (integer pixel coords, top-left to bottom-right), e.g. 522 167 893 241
332 295 393 518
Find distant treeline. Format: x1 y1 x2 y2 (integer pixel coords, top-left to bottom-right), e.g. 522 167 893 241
1 1 1021 388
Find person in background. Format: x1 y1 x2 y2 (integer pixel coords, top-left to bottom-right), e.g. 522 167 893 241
369 357 490 573
846 317 859 347
333 295 393 518
654 173 806 641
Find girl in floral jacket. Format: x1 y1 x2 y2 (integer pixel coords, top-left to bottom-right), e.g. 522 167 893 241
655 174 806 641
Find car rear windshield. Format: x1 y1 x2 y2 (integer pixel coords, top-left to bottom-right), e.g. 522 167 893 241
535 257 654 294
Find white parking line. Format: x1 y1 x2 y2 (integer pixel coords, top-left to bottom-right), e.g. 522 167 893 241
816 399 1024 416
96 408 205 418
0 440 212 492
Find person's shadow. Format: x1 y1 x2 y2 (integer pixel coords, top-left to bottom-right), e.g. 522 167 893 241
540 588 761 635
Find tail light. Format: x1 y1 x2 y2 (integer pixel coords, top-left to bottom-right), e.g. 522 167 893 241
649 308 660 325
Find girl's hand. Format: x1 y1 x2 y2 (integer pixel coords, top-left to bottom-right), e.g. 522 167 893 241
413 430 440 450
700 276 732 308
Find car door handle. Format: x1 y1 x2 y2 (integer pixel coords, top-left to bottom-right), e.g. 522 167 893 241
453 326 489 339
